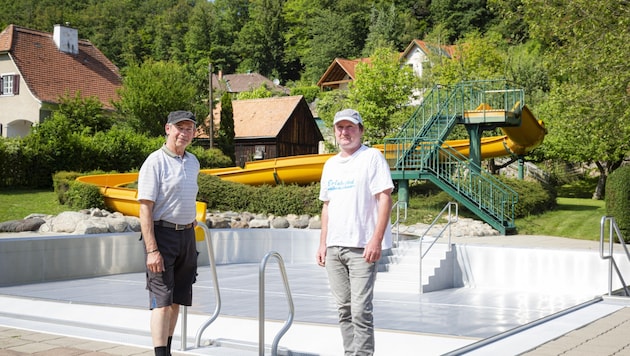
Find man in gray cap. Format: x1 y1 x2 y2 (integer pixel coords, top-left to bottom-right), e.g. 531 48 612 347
317 108 394 355
137 110 200 356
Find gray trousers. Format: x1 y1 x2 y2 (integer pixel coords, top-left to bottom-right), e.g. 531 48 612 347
326 246 377 356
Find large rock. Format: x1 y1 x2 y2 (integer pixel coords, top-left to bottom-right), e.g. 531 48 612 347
0 217 46 232
43 211 89 233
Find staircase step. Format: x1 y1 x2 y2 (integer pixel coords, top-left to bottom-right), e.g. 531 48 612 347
376 241 454 293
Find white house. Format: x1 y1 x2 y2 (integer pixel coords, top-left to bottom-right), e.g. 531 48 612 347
0 24 121 138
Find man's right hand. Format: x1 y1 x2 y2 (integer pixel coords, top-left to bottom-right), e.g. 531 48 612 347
147 251 164 273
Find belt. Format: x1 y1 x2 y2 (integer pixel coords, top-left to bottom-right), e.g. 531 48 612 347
154 220 194 230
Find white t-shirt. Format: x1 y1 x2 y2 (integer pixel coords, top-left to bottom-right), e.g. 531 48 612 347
137 146 199 224
319 145 394 249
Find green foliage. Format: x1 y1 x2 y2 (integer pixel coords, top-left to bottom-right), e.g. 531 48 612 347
605 166 630 240
348 47 419 143
65 181 107 210
316 90 351 131
3 121 231 189
402 177 556 223
197 175 322 216
0 138 39 187
236 84 274 100
52 171 84 205
300 8 361 83
289 85 320 103
524 0 630 198
87 127 160 172
497 176 557 218
115 60 199 137
189 146 233 169
216 93 236 164
56 93 113 133
429 0 495 43
234 0 288 79
425 31 507 85
362 4 405 56
316 47 419 146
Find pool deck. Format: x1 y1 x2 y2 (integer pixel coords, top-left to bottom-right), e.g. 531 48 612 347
1 233 630 355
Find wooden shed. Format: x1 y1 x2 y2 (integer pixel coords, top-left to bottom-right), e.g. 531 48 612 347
232 95 323 167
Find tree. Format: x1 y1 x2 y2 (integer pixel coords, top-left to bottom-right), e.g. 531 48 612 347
301 9 359 83
216 92 236 164
424 30 507 86
429 0 496 43
349 47 418 144
317 47 418 145
55 93 112 134
362 4 405 56
524 0 630 199
115 60 198 137
234 0 287 80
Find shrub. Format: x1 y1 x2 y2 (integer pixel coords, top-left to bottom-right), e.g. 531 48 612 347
606 165 630 240
197 174 322 216
290 85 320 103
53 171 84 205
189 147 233 169
498 176 557 218
65 181 106 210
407 177 556 219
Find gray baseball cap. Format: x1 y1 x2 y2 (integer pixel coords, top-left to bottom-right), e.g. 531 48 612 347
333 109 362 125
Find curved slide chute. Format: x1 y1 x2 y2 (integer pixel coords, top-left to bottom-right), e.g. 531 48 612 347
77 105 545 219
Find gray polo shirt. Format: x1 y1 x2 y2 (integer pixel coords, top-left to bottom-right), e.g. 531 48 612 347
137 145 200 224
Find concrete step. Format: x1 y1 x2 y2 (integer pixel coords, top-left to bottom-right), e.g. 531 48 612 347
376 240 457 293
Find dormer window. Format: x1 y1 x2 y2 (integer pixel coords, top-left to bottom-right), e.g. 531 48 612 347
0 74 20 96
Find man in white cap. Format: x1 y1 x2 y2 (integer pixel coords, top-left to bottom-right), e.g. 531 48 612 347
316 108 394 355
137 110 200 356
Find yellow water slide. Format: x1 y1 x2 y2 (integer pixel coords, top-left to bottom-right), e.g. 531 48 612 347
76 105 545 219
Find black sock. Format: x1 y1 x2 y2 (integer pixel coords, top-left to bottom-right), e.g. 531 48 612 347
154 346 168 356
167 336 173 355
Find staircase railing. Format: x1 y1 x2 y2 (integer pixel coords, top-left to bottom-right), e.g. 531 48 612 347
600 216 630 296
425 143 517 231
418 202 458 294
391 200 408 247
384 80 521 233
385 84 462 169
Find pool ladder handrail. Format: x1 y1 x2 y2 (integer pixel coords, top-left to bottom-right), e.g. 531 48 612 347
599 216 630 296
259 251 295 356
419 202 458 294
392 200 408 247
192 222 222 348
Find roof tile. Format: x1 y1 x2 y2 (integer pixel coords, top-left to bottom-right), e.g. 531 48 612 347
2 25 121 110
233 96 305 138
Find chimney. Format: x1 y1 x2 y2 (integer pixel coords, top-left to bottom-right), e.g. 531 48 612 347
53 24 79 54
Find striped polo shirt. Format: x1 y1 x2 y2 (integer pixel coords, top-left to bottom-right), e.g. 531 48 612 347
137 145 199 225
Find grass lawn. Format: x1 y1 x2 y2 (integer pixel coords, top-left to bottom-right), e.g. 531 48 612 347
0 188 610 241
515 197 606 241
0 188 67 222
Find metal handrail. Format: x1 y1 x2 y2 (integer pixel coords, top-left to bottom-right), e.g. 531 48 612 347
599 216 630 296
259 251 295 356
193 222 222 348
419 202 458 294
392 200 408 247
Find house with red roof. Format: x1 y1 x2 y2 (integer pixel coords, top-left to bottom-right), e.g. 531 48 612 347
316 39 455 93
316 58 372 91
0 24 121 137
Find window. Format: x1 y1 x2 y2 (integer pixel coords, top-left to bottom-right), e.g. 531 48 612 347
0 74 20 95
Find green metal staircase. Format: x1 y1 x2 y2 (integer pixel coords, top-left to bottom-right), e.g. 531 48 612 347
385 80 524 234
